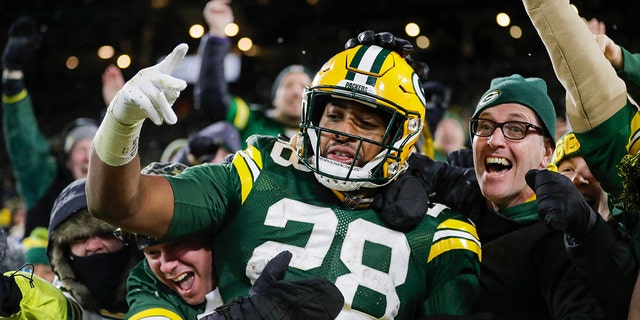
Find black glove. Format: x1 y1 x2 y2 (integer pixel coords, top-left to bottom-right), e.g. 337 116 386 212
2 16 41 71
344 30 429 81
447 149 474 169
0 273 22 316
419 154 486 223
525 169 599 240
188 135 221 164
373 169 430 230
345 30 413 57
374 153 486 229
208 251 344 320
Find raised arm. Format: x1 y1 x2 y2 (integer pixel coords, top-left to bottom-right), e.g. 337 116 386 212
87 44 189 238
523 0 633 197
195 0 235 122
2 16 57 210
523 0 627 132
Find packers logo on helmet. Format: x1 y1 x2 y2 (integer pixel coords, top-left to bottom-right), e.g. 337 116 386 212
297 44 426 191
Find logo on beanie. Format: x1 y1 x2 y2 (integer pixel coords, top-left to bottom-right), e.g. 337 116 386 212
479 90 501 106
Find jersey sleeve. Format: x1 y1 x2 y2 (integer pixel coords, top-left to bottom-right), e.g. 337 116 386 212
2 87 58 209
165 162 241 238
621 47 640 88
575 104 638 197
422 206 482 315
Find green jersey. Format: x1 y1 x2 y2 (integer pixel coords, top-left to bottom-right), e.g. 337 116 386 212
165 135 481 319
226 98 297 149
574 103 638 198
125 260 218 320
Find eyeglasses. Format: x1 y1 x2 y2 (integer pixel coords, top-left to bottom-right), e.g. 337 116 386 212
112 228 135 246
470 118 544 140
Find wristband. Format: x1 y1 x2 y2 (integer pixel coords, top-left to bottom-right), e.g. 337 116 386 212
93 108 143 166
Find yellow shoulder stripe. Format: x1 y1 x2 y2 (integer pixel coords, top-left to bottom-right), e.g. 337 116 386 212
428 219 482 262
127 308 183 320
232 96 250 130
2 89 28 103
232 145 263 203
627 111 640 155
437 219 479 241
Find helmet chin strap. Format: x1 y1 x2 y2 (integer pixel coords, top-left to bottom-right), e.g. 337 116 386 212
330 189 375 210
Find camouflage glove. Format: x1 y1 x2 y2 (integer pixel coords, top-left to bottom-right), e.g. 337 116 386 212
2 16 41 71
0 273 21 316
525 169 599 240
345 30 429 81
207 251 344 320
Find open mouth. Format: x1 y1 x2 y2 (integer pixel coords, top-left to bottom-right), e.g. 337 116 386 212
485 156 512 174
327 151 355 165
170 271 195 292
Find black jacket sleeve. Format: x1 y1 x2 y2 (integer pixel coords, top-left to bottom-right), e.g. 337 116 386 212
565 216 638 320
195 35 232 123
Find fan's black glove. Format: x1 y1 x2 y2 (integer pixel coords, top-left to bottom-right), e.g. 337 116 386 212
0 273 22 317
373 169 429 230
344 30 429 81
207 251 344 320
447 149 474 169
412 153 485 223
525 169 599 240
2 16 41 71
374 153 485 229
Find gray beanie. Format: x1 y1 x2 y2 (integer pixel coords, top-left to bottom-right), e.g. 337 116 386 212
270 64 314 101
63 118 99 154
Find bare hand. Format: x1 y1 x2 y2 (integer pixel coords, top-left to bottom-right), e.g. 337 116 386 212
587 18 623 70
204 0 234 38
102 64 125 107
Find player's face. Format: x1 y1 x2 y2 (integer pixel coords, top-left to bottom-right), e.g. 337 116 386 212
67 139 92 179
558 156 609 218
472 103 553 210
273 71 311 120
70 232 125 257
143 238 215 305
318 99 388 168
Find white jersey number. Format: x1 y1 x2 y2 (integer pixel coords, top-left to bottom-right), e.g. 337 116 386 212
248 198 411 319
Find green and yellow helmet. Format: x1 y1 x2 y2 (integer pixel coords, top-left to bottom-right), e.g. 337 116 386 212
296 44 426 191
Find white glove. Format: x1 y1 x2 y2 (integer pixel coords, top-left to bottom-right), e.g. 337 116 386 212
110 43 189 125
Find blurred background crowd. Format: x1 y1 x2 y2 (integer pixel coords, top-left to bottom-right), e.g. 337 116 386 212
0 0 638 233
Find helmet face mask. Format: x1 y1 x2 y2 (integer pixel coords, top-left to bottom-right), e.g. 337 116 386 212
297 45 426 191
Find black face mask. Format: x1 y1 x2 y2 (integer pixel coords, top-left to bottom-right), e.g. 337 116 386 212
69 247 132 312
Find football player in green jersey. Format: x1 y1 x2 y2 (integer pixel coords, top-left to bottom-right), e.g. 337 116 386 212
86 40 482 318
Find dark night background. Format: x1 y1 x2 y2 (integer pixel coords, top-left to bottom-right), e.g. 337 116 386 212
0 0 638 195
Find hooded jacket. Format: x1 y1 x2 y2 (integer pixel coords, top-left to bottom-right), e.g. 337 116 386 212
47 178 141 315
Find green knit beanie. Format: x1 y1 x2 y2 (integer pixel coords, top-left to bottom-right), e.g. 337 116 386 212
23 227 50 265
472 74 556 143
